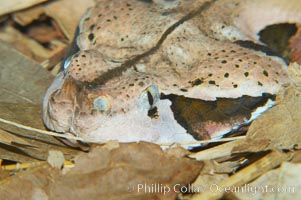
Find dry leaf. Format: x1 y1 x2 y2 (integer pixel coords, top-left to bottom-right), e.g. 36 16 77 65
233 63 301 152
0 0 47 16
13 0 95 40
0 40 53 104
190 139 246 160
189 158 243 195
0 147 39 163
190 160 232 194
0 103 81 162
47 150 65 169
0 25 50 62
192 173 228 195
233 162 301 200
189 151 289 200
0 168 10 181
0 142 203 200
291 150 301 163
0 129 33 147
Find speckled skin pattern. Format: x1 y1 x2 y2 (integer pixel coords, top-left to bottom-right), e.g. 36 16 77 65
43 0 289 145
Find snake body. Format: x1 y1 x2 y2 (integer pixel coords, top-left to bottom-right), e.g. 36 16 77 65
43 0 293 145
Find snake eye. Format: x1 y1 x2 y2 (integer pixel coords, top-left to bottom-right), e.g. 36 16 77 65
139 85 160 109
93 96 110 112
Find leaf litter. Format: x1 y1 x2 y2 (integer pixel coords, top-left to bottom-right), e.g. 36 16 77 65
0 142 203 200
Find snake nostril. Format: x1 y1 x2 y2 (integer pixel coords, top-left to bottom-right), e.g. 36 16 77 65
93 96 110 112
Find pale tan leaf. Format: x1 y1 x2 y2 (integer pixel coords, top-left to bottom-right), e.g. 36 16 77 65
0 129 33 146
189 139 246 160
0 103 81 162
233 162 301 200
0 0 48 16
13 0 95 40
189 151 289 200
0 40 53 104
0 26 49 62
47 150 65 169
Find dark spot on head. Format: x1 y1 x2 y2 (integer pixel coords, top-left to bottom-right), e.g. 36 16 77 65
235 64 240 68
214 57 219 60
98 14 102 17
244 72 249 77
191 78 203 86
238 59 243 62
263 70 269 77
129 83 134 86
89 24 95 31
113 16 118 20
233 84 238 88
88 33 95 42
230 50 236 53
180 88 188 92
106 19 111 22
208 80 216 85
138 81 144 87
258 81 263 86
253 61 257 64
224 73 229 78
221 49 226 52
221 60 227 64
208 73 213 77
207 53 212 56
81 54 86 58
173 84 178 87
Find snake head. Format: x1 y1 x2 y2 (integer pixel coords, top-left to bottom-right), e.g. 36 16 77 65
43 54 195 145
